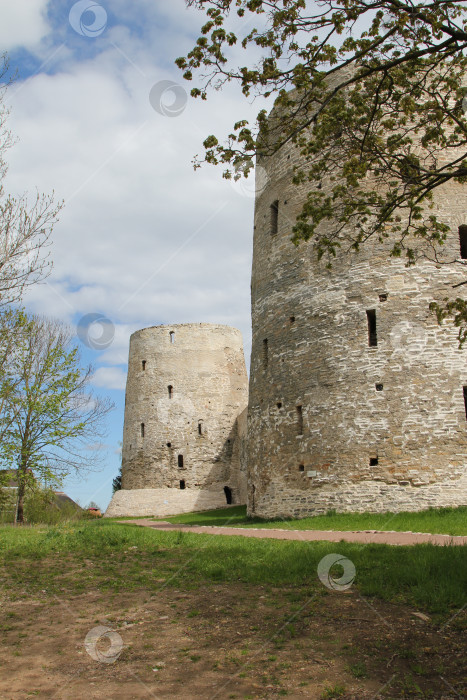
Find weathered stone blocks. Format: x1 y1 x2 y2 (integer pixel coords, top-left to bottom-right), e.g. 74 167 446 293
105 323 248 518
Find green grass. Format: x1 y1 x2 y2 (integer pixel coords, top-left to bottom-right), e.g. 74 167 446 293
157 505 467 536
0 519 466 616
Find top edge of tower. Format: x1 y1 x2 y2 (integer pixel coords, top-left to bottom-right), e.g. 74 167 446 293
129 323 243 341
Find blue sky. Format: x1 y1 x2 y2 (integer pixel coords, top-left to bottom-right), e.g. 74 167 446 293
0 0 263 510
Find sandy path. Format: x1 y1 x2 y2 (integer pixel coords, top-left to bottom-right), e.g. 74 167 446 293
118 519 467 546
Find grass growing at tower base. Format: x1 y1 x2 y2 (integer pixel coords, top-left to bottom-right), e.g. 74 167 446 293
158 504 467 536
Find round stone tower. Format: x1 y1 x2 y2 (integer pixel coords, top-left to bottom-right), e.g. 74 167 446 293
106 323 248 517
248 94 467 518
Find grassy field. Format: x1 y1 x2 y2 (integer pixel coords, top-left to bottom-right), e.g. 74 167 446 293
1 519 466 615
0 520 465 698
158 504 467 536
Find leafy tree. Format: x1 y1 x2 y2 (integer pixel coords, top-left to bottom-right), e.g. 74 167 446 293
179 1 467 335
112 468 122 494
0 311 114 523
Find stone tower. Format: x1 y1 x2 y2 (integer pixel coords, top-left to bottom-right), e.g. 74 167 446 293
106 323 248 517
248 93 467 518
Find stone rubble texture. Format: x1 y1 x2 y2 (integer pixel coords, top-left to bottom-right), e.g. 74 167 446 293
107 79 467 520
105 324 248 518
247 84 467 518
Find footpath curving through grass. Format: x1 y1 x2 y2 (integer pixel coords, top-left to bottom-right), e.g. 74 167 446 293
0 519 466 617
157 504 467 536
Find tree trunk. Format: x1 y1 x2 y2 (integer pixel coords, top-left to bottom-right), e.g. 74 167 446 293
16 476 25 524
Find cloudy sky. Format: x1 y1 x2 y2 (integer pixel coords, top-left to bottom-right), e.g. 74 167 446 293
1 0 266 510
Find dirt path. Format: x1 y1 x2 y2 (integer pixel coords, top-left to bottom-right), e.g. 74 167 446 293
119 519 467 546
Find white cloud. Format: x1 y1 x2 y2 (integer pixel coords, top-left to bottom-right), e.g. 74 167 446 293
0 0 50 50
92 366 127 391
5 39 258 367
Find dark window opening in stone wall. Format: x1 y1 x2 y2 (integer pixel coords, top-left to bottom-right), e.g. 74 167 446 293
379 294 388 302
375 383 383 391
224 486 233 504
270 200 279 235
167 442 171 448
299 464 304 472
142 360 146 370
290 316 295 323
366 310 377 346
198 422 203 435
263 339 268 369
140 423 145 438
178 454 184 468
297 405 303 435
370 457 378 466
277 402 282 409
168 385 173 399
463 387 467 419
169 331 175 343
179 480 186 489
459 226 467 259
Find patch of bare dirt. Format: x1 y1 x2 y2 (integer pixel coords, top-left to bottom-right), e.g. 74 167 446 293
0 572 465 699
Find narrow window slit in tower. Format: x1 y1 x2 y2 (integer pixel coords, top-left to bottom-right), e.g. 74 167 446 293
140 423 145 438
366 309 377 346
178 455 184 469
299 464 304 472
370 457 378 466
168 385 173 399
277 402 282 409
297 405 303 435
169 331 175 344
142 360 146 370
270 200 279 235
263 339 268 369
179 480 185 490
463 387 467 420
459 226 467 259
198 422 202 435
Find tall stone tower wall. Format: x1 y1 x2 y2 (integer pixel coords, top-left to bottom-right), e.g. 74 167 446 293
248 93 467 518
106 323 248 517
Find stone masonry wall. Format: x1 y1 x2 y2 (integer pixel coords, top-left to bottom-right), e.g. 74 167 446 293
247 84 467 518
105 323 248 517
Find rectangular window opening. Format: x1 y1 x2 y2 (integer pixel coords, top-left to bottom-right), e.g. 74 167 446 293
297 405 303 436
179 479 186 490
198 422 202 435
270 200 279 235
140 423 145 438
366 309 377 347
168 385 173 399
262 339 268 369
169 331 175 344
142 360 146 371
459 226 467 259
178 454 184 469
370 456 378 466
463 387 467 420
